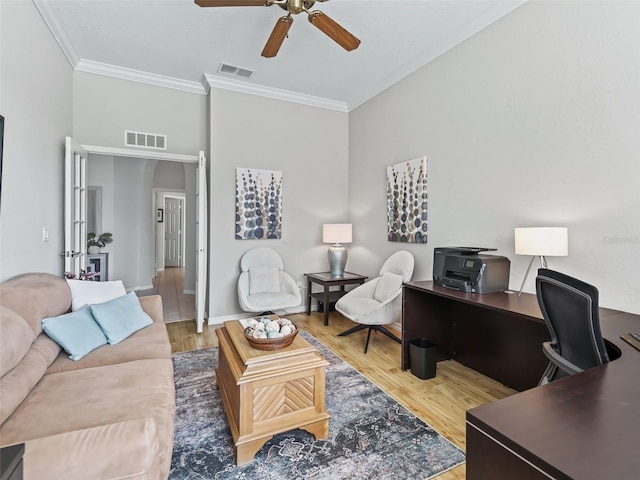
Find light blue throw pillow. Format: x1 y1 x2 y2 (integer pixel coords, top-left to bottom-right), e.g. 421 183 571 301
91 292 153 345
42 305 108 360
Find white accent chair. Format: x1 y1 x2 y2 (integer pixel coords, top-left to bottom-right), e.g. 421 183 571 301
336 251 415 353
237 247 301 314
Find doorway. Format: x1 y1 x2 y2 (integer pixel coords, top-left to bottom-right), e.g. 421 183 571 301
76 142 208 331
164 196 183 267
155 190 187 275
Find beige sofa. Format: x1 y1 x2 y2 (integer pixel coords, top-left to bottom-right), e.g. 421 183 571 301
0 273 175 479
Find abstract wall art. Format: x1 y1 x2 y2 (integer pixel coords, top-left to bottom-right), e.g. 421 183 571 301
236 167 282 240
386 156 428 243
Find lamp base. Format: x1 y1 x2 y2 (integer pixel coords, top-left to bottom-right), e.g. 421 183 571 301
328 244 348 277
518 255 547 296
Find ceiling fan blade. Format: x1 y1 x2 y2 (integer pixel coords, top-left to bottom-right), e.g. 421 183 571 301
308 11 360 52
261 16 293 58
195 0 268 7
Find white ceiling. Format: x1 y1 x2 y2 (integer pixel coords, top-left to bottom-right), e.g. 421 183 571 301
35 0 526 111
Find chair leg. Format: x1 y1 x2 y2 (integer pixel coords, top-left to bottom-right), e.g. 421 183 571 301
338 324 368 337
364 328 373 354
339 324 400 354
371 325 401 344
364 326 401 354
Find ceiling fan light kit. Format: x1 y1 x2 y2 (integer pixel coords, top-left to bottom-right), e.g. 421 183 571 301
195 0 360 58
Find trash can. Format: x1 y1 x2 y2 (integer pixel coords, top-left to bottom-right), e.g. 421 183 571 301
409 338 437 380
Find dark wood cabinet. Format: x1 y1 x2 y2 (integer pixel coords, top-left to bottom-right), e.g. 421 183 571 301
0 444 24 480
87 253 109 281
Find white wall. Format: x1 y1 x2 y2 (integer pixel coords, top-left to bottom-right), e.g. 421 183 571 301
154 161 185 189
151 162 197 291
88 155 159 290
349 0 640 313
74 72 205 292
0 1 73 280
73 72 208 156
208 89 349 319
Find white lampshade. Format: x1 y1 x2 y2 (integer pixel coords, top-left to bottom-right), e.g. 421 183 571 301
323 224 352 244
515 227 568 257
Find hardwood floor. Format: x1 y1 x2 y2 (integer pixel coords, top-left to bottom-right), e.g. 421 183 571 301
139 267 195 322
167 311 516 479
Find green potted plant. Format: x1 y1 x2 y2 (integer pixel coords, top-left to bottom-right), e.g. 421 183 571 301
87 232 113 254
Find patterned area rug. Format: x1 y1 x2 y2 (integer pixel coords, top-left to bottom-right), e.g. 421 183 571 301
169 332 465 479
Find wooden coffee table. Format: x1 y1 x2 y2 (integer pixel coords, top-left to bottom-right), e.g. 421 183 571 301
215 320 330 465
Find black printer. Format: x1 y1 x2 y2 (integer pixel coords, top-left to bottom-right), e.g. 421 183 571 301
433 247 510 294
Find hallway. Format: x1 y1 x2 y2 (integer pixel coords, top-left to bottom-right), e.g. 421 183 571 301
138 267 195 323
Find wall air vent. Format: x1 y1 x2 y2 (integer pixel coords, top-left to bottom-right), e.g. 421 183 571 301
124 130 167 150
218 63 254 79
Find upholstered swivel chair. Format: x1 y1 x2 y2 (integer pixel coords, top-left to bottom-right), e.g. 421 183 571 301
536 268 610 385
336 251 414 353
237 247 301 314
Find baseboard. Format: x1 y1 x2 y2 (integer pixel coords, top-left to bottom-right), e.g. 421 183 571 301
127 284 153 293
207 313 254 325
206 305 316 325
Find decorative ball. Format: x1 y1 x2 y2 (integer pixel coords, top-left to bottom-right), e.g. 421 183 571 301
265 320 280 333
244 317 298 350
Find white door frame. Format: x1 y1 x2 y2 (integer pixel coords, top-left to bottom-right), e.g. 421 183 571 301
81 144 208 329
156 191 186 270
64 138 88 276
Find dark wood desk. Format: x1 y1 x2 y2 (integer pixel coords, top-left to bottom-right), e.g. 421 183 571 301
305 272 367 326
402 281 620 392
466 311 640 480
403 281 640 478
402 281 550 391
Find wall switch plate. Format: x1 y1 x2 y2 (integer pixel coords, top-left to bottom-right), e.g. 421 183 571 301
42 227 49 242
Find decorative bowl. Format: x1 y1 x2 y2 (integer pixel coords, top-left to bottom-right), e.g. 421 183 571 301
243 317 298 351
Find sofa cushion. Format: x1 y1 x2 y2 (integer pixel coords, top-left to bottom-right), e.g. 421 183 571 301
91 292 153 345
66 279 126 311
138 295 164 324
0 358 175 477
374 272 404 303
249 265 281 294
42 305 108 361
0 305 35 377
46 322 171 374
0 334 61 425
24 419 160 480
0 273 71 337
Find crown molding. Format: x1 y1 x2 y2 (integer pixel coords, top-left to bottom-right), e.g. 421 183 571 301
33 0 79 68
76 60 207 95
204 74 348 113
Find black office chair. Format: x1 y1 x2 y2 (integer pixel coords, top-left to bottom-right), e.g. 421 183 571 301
536 268 609 385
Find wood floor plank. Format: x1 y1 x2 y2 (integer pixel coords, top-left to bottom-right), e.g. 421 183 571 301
139 267 195 322
167 310 516 480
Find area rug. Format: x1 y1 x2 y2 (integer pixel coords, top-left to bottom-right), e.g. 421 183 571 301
169 332 465 479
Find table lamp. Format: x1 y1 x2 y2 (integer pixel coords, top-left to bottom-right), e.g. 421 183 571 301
515 227 568 296
323 223 352 277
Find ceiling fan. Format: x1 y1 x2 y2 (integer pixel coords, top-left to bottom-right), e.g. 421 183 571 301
194 0 361 58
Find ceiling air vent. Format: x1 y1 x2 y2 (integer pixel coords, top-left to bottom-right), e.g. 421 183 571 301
124 130 167 150
218 63 254 79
